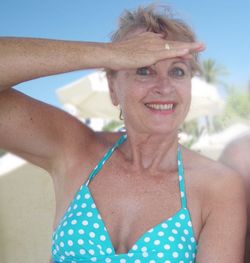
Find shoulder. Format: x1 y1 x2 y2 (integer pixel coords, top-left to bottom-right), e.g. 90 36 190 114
182 146 241 184
187 147 245 194
191 154 247 261
182 147 246 218
205 164 245 208
53 130 123 178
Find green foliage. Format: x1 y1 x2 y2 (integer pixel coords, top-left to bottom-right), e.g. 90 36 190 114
200 59 228 84
0 149 6 157
182 120 199 138
180 120 200 148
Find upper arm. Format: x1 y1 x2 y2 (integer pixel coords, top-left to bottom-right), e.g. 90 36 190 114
0 89 94 172
196 172 247 262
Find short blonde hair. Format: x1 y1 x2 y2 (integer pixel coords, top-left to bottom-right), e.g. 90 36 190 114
106 4 200 76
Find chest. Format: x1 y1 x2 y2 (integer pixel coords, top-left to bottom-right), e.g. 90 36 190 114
89 175 183 253
54 165 201 254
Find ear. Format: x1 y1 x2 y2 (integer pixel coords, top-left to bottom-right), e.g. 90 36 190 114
107 74 119 106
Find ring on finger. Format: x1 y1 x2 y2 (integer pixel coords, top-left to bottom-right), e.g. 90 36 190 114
165 43 171 50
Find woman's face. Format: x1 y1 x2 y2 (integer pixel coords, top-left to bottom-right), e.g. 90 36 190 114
109 57 192 135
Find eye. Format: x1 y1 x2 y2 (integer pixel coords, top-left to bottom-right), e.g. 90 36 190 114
169 67 186 78
136 67 151 76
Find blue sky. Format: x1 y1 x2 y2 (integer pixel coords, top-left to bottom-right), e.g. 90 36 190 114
1 0 249 107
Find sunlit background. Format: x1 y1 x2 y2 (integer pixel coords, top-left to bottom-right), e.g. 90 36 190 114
0 1 249 262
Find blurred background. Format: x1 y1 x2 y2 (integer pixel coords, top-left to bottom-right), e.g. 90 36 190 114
0 0 249 262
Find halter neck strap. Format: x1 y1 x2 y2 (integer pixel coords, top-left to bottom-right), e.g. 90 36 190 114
85 134 127 186
177 146 187 209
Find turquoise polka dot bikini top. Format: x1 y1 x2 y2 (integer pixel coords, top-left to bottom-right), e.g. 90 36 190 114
52 134 197 263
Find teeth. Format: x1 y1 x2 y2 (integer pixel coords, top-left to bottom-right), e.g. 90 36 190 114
146 103 174 110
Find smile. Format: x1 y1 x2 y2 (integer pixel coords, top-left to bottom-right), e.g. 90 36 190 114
145 103 174 110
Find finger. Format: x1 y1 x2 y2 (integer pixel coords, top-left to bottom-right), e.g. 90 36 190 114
166 41 205 52
164 48 190 57
192 44 206 52
179 53 195 60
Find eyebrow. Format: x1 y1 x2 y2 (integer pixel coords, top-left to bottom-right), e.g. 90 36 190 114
172 60 190 66
136 60 191 71
172 60 192 71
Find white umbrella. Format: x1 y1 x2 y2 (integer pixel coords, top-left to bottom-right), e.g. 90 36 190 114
56 71 119 120
188 77 224 121
56 71 224 122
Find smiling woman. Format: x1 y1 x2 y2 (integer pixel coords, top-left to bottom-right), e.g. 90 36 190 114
0 4 247 263
108 56 192 133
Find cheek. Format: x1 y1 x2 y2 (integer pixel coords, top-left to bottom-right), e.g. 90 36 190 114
184 88 192 104
115 78 148 107
179 81 191 100
184 89 192 114
176 82 192 113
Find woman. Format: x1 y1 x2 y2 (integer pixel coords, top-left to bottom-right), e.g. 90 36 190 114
0 5 246 263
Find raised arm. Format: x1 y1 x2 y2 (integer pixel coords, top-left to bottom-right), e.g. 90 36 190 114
0 34 204 173
0 34 203 90
0 37 110 90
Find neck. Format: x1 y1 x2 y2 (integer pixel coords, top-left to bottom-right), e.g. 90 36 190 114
121 130 179 174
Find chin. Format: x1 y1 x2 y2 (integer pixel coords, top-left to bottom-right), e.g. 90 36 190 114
124 112 183 135
140 121 179 135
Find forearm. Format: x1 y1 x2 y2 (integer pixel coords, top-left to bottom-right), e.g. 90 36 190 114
0 33 205 91
0 37 108 90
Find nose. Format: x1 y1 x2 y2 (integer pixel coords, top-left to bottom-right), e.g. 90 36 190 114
153 75 175 95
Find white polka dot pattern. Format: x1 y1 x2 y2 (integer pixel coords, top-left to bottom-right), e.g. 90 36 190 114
51 135 197 262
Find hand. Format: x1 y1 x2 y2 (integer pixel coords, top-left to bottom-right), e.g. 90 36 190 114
104 32 205 70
